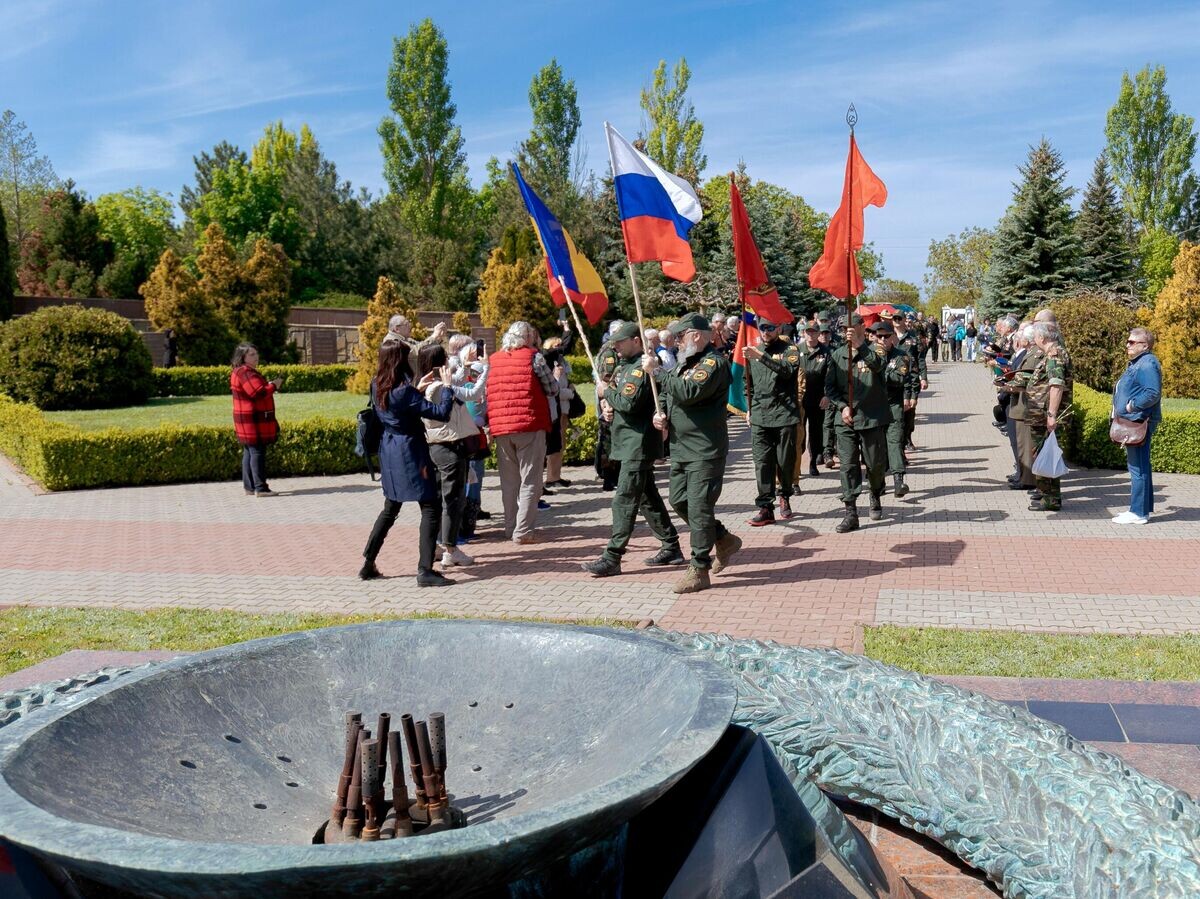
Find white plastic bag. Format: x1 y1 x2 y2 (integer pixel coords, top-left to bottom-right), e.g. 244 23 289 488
1031 430 1069 479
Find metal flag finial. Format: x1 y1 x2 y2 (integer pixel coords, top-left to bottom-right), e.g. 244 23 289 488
846 103 858 131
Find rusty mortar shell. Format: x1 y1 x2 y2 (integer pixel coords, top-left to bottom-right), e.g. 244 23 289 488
331 717 361 826
415 720 443 815
361 739 381 841
428 712 447 802
342 732 365 839
401 713 427 809
375 713 391 803
387 730 413 836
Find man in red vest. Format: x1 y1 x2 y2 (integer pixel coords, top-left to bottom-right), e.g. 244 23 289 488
485 321 558 544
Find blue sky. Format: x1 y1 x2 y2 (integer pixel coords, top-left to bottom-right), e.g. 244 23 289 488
4 0 1199 288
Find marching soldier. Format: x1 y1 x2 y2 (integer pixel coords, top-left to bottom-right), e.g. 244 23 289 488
870 321 916 498
743 316 803 525
798 321 831 478
593 323 625 491
643 313 742 593
583 323 684 577
818 321 839 469
892 312 927 450
825 313 892 532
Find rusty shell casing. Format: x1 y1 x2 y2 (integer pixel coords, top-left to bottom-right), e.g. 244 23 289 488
342 733 365 838
401 713 427 808
415 720 443 812
428 712 448 802
361 739 381 839
375 713 391 802
331 719 361 825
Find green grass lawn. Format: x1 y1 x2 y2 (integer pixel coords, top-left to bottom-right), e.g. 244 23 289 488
1163 396 1200 412
0 607 636 677
865 625 1200 681
44 392 364 431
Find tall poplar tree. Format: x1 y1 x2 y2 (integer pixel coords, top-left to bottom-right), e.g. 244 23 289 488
520 59 581 201
639 58 706 183
0 110 57 248
981 139 1082 317
1105 65 1197 232
1076 154 1135 292
378 18 473 239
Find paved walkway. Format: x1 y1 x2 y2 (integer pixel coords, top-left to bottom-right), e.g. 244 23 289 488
2 363 1199 650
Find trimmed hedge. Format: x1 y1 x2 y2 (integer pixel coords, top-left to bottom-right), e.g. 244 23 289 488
154 364 354 397
1061 384 1200 475
1 394 600 491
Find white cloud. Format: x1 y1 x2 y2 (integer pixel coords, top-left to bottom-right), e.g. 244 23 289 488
0 1 83 62
70 128 195 185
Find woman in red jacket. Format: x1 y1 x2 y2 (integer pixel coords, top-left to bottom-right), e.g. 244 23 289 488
230 343 282 497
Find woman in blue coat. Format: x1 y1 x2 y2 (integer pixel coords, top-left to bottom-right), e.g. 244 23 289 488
1111 327 1162 525
360 338 455 585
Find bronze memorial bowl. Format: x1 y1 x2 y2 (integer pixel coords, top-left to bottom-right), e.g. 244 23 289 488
0 620 737 897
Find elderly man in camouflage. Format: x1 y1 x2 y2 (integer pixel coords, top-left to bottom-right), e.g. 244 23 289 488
1023 321 1072 512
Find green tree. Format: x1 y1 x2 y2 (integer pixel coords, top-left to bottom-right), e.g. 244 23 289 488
251 121 316 178
477 245 557 336
1105 65 1197 232
924 226 993 309
1138 226 1180 303
179 141 247 216
520 59 581 201
0 201 13 320
378 19 473 239
94 187 176 297
868 278 920 307
1074 155 1135 294
0 109 57 249
639 58 706 182
17 185 113 297
191 158 299 257
349 275 426 393
981 139 1082 317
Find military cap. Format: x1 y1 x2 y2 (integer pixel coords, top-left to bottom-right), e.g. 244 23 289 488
668 312 711 336
849 313 865 326
608 321 642 342
818 323 832 333
803 320 820 332
869 320 894 335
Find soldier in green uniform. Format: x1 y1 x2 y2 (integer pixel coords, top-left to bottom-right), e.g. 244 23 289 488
825 313 892 532
743 316 803 525
799 321 831 478
817 321 840 469
593 324 625 491
582 322 684 576
1024 321 1072 512
870 321 916 498
643 313 743 593
891 313 927 451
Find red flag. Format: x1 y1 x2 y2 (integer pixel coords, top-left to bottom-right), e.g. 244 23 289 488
808 134 887 299
730 180 794 324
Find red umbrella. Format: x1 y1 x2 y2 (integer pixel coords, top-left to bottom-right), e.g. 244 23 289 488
853 303 896 327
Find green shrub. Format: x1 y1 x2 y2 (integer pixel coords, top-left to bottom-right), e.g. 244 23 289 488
562 413 598 465
1 394 600 490
154 364 354 396
1061 383 1200 475
0 305 153 410
294 291 369 309
565 354 594 385
1049 295 1139 393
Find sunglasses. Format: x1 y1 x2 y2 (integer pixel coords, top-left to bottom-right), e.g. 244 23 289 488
758 323 778 332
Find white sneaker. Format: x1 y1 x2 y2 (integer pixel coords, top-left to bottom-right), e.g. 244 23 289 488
441 547 474 567
1111 511 1148 525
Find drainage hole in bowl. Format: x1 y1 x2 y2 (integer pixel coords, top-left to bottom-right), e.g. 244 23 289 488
224 734 241 744
285 781 299 788
276 754 291 763
179 760 196 769
253 802 267 810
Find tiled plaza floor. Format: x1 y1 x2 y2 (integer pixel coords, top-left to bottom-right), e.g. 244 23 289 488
2 362 1198 651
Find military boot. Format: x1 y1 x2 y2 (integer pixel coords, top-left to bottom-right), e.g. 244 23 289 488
672 565 711 594
869 493 883 521
711 533 743 574
836 503 859 533
893 473 908 498
646 545 686 566
581 557 622 577
748 507 775 527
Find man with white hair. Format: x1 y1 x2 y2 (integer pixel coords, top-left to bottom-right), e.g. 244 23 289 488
657 328 677 369
485 321 558 544
1001 322 1041 493
388 314 447 348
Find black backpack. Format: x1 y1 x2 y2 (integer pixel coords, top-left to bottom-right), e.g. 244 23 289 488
355 395 383 481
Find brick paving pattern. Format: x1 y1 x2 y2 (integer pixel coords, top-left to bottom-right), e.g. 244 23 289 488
3 361 1200 649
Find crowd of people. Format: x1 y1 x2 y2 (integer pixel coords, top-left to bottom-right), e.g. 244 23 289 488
226 299 1162 594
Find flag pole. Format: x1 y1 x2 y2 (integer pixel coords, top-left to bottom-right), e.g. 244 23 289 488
731 171 750 424
557 279 597 377
604 122 662 416
845 103 858 419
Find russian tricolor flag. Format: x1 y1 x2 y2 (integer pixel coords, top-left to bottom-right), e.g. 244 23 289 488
605 122 702 282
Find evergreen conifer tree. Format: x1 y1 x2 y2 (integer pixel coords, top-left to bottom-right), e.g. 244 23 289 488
1076 154 1135 292
0 201 13 320
981 138 1082 317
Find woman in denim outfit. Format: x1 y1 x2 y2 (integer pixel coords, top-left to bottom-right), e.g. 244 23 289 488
1111 327 1162 525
